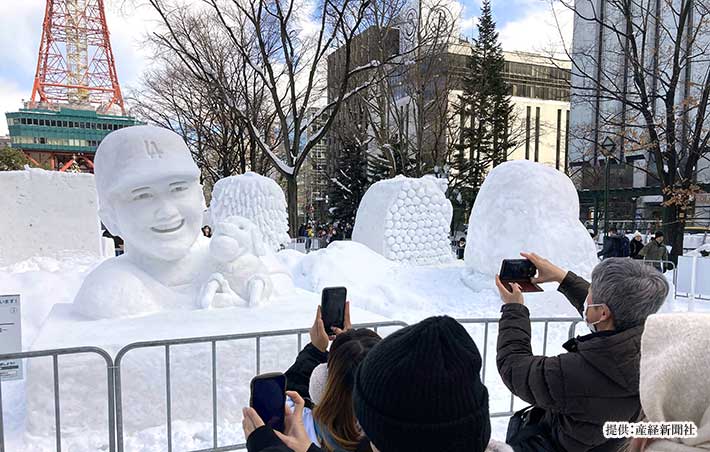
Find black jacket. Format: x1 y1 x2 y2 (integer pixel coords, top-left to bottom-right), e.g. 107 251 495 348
284 343 328 408
247 426 323 452
629 239 644 259
597 235 628 259
497 272 643 452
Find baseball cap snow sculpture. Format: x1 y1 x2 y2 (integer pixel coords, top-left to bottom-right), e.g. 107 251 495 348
74 125 208 319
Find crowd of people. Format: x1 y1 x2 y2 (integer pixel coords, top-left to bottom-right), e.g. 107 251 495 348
597 229 670 271
297 222 354 252
238 253 709 452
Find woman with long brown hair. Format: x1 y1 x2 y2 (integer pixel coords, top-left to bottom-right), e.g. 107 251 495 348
311 329 380 452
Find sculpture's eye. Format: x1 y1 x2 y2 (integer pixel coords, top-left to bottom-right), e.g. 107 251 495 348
171 185 188 193
133 192 153 201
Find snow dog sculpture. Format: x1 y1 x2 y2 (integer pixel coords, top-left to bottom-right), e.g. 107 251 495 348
209 172 291 252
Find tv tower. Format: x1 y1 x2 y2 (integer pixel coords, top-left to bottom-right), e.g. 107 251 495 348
30 0 125 114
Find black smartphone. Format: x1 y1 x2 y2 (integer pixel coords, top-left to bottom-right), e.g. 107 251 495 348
321 286 347 333
499 259 543 292
250 372 287 432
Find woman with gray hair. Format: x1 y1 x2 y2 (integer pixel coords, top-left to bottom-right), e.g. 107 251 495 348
495 254 669 452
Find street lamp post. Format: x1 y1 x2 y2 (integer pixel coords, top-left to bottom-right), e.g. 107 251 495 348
601 136 617 237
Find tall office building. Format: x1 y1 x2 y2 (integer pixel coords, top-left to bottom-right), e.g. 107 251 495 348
569 0 710 228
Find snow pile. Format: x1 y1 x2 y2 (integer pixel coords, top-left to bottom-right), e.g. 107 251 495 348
210 173 291 251
464 161 599 279
352 175 453 264
686 243 710 257
0 169 101 266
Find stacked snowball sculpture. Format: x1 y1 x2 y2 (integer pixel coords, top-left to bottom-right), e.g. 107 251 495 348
352 175 454 265
210 172 291 252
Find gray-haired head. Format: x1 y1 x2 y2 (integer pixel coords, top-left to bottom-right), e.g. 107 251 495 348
591 258 669 331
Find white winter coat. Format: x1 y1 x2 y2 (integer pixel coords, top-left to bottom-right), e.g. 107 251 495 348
640 313 710 452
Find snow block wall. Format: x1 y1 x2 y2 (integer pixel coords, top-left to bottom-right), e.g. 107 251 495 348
209 173 291 252
352 175 453 265
464 160 599 277
0 169 101 266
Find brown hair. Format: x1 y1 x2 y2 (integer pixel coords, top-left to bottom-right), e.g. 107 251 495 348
313 329 381 452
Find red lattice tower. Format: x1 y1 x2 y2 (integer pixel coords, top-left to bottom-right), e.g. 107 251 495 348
31 0 125 114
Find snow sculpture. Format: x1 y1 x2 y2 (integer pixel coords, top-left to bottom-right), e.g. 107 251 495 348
352 175 454 265
73 125 209 319
0 169 102 266
464 160 599 277
210 172 291 252
200 215 274 308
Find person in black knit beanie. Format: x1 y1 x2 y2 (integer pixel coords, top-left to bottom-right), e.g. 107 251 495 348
353 315 509 452
244 316 511 452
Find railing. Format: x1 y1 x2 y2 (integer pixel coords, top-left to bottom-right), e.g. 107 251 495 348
456 317 582 418
0 346 116 452
113 321 408 452
1 317 584 452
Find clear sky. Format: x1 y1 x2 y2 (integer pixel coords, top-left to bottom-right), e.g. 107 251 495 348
0 0 572 135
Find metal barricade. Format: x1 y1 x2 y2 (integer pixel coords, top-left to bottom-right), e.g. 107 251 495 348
113 321 408 452
0 346 116 452
1 316 586 451
456 317 582 418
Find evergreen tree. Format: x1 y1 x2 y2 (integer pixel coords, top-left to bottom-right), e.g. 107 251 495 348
454 0 515 193
0 147 31 171
328 139 370 225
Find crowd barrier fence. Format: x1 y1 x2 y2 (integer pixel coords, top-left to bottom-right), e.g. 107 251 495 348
0 317 584 452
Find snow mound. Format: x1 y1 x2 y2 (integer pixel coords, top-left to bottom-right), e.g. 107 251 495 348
0 169 101 266
686 243 710 257
352 175 453 264
210 173 290 251
464 160 598 278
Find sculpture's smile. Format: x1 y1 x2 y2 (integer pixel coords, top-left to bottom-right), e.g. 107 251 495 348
151 219 185 233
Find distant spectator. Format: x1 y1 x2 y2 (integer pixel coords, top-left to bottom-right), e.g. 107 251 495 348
202 225 212 238
298 224 307 238
495 254 668 452
639 231 669 271
627 313 710 451
630 231 644 259
597 227 630 259
457 237 466 259
305 226 314 253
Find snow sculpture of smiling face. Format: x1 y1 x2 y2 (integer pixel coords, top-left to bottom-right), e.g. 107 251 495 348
96 126 205 262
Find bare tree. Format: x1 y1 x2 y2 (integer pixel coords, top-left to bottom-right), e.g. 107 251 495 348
556 0 710 259
140 0 409 235
128 10 275 195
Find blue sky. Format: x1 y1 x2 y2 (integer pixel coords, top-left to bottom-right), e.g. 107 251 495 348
0 0 572 135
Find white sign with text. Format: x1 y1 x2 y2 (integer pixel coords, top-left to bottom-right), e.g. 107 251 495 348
0 294 22 381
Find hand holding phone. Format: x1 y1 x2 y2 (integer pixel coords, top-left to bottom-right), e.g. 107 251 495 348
250 373 286 433
499 259 543 293
321 287 347 334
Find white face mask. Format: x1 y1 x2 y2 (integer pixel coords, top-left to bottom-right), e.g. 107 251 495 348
583 298 606 333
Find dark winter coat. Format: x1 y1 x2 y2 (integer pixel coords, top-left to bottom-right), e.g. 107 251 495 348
639 240 669 271
597 235 629 259
497 272 644 452
284 343 328 409
630 238 644 259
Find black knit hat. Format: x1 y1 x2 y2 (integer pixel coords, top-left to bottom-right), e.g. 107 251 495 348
353 316 491 452
655 230 664 238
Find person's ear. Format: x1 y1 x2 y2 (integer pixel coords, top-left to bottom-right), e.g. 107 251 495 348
99 206 121 236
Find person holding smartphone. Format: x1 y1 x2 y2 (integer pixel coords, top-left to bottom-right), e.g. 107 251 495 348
495 253 668 452
244 301 382 452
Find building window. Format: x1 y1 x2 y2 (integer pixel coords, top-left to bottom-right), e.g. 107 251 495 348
20 118 27 125
33 118 38 125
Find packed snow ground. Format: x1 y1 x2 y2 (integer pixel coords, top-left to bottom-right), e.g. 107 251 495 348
1 242 706 451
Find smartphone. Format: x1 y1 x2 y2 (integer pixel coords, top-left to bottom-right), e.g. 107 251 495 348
250 373 287 432
321 286 347 333
499 259 543 292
